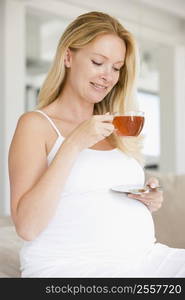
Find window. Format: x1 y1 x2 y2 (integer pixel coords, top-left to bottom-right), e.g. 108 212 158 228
138 90 160 168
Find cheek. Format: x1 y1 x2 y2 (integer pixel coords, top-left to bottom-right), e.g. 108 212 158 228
79 63 96 81
116 71 120 81
70 64 87 84
112 73 120 86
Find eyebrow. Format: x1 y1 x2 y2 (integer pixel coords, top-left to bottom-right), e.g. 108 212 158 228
92 52 124 63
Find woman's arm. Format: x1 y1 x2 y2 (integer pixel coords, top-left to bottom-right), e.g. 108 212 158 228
9 112 114 241
9 112 80 241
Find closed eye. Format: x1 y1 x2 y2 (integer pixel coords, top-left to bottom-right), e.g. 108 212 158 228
113 67 120 72
91 60 102 66
92 60 122 72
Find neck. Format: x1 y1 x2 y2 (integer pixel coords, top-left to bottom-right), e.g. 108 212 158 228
55 84 94 123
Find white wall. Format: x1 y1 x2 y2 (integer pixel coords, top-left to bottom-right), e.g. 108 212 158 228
0 0 25 215
159 45 185 174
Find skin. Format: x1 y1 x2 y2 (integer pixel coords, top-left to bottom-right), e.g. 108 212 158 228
128 177 163 213
53 33 125 123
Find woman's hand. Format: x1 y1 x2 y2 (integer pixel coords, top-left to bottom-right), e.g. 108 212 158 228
128 177 163 213
64 113 115 152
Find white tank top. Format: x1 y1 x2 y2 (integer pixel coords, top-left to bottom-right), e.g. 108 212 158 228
20 110 156 268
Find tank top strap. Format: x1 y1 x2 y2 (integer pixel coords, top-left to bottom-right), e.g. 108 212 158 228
35 109 62 138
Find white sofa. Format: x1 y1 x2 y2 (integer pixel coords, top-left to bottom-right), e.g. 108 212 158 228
1 171 185 277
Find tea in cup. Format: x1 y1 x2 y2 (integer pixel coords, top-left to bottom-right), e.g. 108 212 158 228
113 111 145 136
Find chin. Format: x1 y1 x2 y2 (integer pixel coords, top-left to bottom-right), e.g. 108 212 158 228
87 92 108 104
89 96 105 104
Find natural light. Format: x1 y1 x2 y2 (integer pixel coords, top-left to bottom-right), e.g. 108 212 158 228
138 91 160 159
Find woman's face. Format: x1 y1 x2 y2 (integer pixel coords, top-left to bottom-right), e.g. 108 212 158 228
64 34 126 104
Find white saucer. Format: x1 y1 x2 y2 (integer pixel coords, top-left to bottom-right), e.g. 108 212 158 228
111 184 146 195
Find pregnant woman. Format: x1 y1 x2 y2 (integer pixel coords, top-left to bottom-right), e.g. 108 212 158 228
8 11 185 277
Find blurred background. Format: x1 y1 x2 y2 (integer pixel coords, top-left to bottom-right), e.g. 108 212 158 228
0 0 185 215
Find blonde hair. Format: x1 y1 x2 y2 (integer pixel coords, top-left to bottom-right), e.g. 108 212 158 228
37 11 144 164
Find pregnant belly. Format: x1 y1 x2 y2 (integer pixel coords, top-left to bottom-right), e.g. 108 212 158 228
35 191 155 261
92 191 155 256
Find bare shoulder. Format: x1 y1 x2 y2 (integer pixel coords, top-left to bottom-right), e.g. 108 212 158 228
9 110 48 167
9 111 49 165
16 110 47 131
9 111 49 222
12 110 52 144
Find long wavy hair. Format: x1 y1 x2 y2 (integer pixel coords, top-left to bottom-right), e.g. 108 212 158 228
37 11 144 164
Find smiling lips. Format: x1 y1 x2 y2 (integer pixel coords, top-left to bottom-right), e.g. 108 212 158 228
90 82 108 90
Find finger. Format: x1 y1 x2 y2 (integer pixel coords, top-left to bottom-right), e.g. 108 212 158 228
141 198 161 207
127 194 162 212
100 123 115 137
140 195 163 208
140 198 159 209
102 123 115 131
139 190 163 201
145 176 160 189
128 194 153 209
148 202 162 212
127 193 146 200
128 192 162 202
102 128 114 137
93 114 114 122
138 191 161 199
140 193 163 203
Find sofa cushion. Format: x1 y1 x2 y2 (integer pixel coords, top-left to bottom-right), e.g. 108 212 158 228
146 172 185 248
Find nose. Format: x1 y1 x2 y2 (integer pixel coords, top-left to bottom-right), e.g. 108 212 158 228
100 68 113 83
